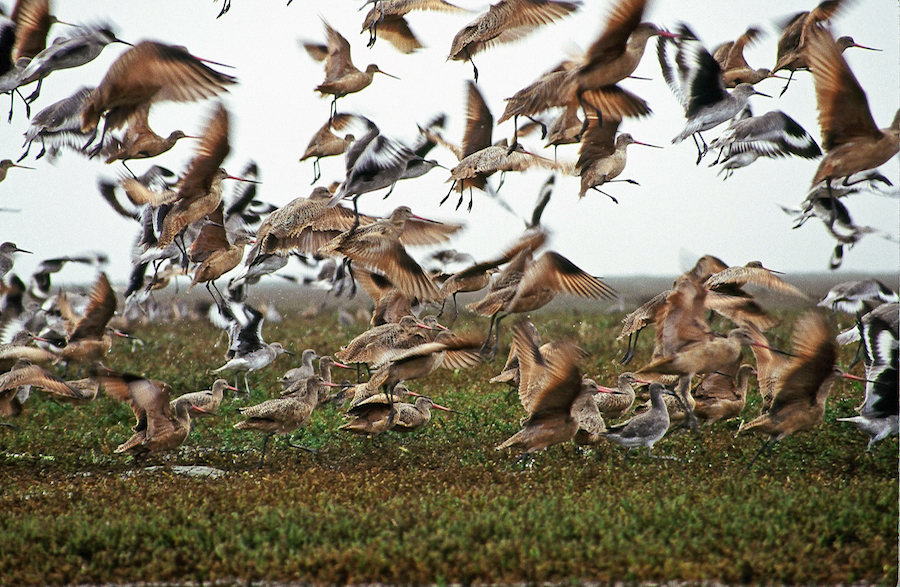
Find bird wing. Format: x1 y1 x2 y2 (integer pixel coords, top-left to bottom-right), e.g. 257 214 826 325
374 17 423 54
399 217 465 247
769 311 837 411
803 24 881 150
189 202 229 263
705 264 808 298
617 289 671 339
11 0 51 61
0 363 84 399
576 114 619 170
68 272 116 342
515 251 618 302
461 80 493 159
322 20 355 82
580 0 646 74
176 103 230 206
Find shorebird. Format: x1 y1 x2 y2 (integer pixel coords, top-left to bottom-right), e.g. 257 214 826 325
738 311 853 467
335 315 431 368
186 203 253 300
0 159 32 182
391 390 456 432
712 27 776 87
595 372 646 420
361 0 468 53
0 358 88 418
658 24 769 164
494 320 596 464
339 383 411 436
305 20 397 118
80 40 235 152
772 0 878 96
101 103 194 170
278 349 320 389
1 0 56 71
280 355 351 400
602 383 674 461
18 24 128 105
18 86 98 160
352 267 417 326
707 108 821 177
0 242 30 279
57 272 120 368
211 302 293 394
368 329 483 391
300 115 355 183
803 25 899 199
817 279 898 316
317 205 459 303
448 0 579 82
575 114 659 201
234 376 336 466
692 363 755 424
837 303 898 451
169 379 237 417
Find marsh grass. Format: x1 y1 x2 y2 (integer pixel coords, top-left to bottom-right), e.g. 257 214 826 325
0 302 896 586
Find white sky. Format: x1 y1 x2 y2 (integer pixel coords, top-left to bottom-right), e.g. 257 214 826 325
0 0 897 287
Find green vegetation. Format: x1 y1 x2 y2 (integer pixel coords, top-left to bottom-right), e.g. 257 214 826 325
0 304 896 586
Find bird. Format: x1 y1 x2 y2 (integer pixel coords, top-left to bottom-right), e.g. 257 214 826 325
367 329 483 392
169 379 237 416
738 311 856 467
771 0 878 96
494 320 597 464
338 382 411 436
210 302 293 394
360 0 468 53
306 19 397 119
712 27 775 87
101 103 194 170
817 279 898 316
692 363 755 424
278 349 320 389
300 114 356 183
391 390 457 433
574 113 659 202
602 382 674 462
707 108 821 177
0 358 88 418
447 0 579 82
0 158 32 182
80 40 236 151
803 25 899 199
57 272 120 368
837 303 898 451
0 242 30 279
186 202 253 301
335 315 432 368
658 23 769 164
234 376 336 466
18 86 99 161
595 372 646 420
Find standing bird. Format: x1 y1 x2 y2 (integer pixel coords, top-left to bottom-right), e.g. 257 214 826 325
707 108 821 178
602 382 674 461
803 25 899 198
0 159 32 182
80 40 236 153
738 311 852 467
448 0 579 82
837 303 899 451
595 372 645 420
658 24 769 164
494 320 597 464
391 390 457 433
305 20 397 119
575 114 659 201
169 379 237 417
692 363 755 424
361 0 468 53
0 242 30 279
234 376 336 467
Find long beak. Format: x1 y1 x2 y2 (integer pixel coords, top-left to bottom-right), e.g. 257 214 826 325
839 372 874 384
377 69 399 80
195 55 237 69
596 385 617 394
416 321 434 330
751 341 794 357
766 74 790 80
633 377 653 385
12 246 31 254
753 90 772 98
431 403 459 414
225 384 239 392
633 140 662 149
332 360 353 369
225 174 261 184
10 163 34 170
852 43 880 51
114 37 134 47
191 405 210 414
323 381 343 387
657 30 679 39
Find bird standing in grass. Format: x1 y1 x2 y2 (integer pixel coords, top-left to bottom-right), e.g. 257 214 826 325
602 382 674 462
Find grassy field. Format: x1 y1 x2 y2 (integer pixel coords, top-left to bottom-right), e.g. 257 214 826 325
0 285 897 586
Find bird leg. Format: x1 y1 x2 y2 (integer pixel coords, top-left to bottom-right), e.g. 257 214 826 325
467 186 474 212
496 171 507 192
507 115 520 155
777 70 794 97
243 372 251 397
746 438 774 469
329 96 338 122
382 181 397 199
87 116 114 159
366 2 382 47
480 313 499 355
676 375 699 433
526 115 548 140
256 433 272 468
122 161 138 180
607 179 639 186
24 76 44 104
441 181 456 206
217 0 231 18
465 49 479 83
285 430 317 454
514 452 534 469
691 133 708 165
590 186 619 204
311 158 321 184
620 329 640 365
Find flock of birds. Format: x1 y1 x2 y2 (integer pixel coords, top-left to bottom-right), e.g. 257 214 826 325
0 0 897 467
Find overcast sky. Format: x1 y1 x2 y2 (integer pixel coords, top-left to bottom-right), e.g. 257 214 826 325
0 0 897 288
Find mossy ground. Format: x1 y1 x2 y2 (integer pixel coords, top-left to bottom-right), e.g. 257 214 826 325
0 299 896 586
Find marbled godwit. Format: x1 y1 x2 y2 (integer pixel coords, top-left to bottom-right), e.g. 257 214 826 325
317 206 458 303
0 242 30 279
575 114 659 202
707 108 821 177
335 315 429 368
738 311 846 467
0 159 32 182
803 25 899 199
339 382 411 436
712 27 776 88
438 81 496 209
18 86 97 160
186 203 253 300
571 381 607 450
101 103 194 169
545 104 582 156
361 0 468 53
602 383 674 461
58 272 119 368
772 0 877 96
704 261 809 301
169 379 237 417
692 363 755 425
494 320 594 463
368 329 483 391
307 20 397 118
818 279 898 315
658 24 769 164
211 302 293 394
0 358 87 418
80 40 235 153
352 266 416 327
0 331 58 366
497 59 577 145
280 356 351 401
595 372 646 420
837 303 898 451
2 0 55 70
235 376 336 465
447 0 579 82
393 390 457 432
18 24 127 105
300 115 355 183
